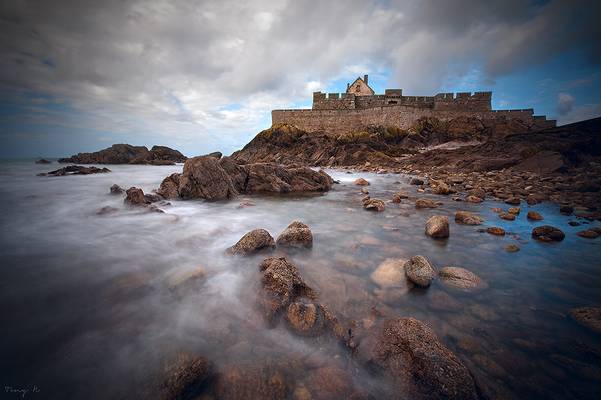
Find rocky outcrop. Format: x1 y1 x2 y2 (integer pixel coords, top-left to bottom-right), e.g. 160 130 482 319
404 256 436 287
125 187 146 206
227 229 276 255
425 216 450 238
357 317 479 399
158 156 333 201
39 165 111 176
532 225 565 242
276 221 313 248
59 143 186 165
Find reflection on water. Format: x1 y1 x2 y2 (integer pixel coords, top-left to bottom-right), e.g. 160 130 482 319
0 160 600 399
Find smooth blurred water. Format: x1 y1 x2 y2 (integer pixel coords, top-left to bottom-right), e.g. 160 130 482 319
0 159 600 399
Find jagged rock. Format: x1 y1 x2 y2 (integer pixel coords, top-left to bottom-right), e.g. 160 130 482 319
362 197 385 212
570 307 601 334
354 178 369 186
410 177 425 185
439 267 487 290
404 256 436 287
357 317 478 400
41 165 111 176
124 187 146 206
532 225 565 242
527 211 544 220
35 158 51 164
577 229 600 239
276 221 313 248
425 215 450 238
258 257 316 322
110 184 124 194
486 227 505 236
415 198 439 209
392 191 409 203
159 353 212 400
499 212 516 221
59 143 186 164
215 364 287 400
227 229 275 255
455 211 483 225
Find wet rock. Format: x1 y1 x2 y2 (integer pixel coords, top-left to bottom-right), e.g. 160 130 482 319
157 173 181 199
358 317 478 400
577 229 600 239
124 187 146 206
465 195 483 203
276 221 313 248
285 302 327 337
178 156 239 201
258 257 316 322
215 364 287 400
499 212 516 221
486 227 505 236
227 229 276 255
532 225 565 242
354 178 369 186
455 211 484 225
97 206 119 215
410 177 424 185
439 267 487 290
505 244 520 252
505 196 521 205
425 215 450 238
41 165 111 176
110 184 124 194
508 207 520 215
415 198 439 209
35 158 51 164
428 291 462 312
560 205 574 215
527 211 544 221
392 191 409 203
305 366 353 400
362 197 385 212
370 258 411 290
404 255 436 287
570 307 601 334
159 353 212 400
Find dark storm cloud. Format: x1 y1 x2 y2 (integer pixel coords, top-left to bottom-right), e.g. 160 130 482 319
0 0 600 150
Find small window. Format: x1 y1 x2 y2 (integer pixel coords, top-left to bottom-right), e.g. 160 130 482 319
388 100 398 104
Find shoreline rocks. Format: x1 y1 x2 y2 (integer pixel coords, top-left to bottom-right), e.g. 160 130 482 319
415 198 439 209
228 229 276 255
404 256 436 287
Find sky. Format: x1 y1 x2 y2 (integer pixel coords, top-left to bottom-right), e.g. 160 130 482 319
0 0 600 158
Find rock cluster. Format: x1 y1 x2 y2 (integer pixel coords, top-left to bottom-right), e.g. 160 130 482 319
59 144 186 165
228 221 314 256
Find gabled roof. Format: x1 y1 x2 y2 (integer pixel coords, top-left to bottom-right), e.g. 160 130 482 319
347 76 374 95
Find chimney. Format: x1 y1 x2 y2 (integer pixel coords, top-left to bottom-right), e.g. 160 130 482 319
347 82 350 91
363 74 368 85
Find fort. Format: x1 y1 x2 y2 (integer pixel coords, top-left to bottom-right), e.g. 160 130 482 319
272 75 556 134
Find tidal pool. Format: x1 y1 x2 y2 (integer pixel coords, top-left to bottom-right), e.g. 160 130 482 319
0 160 600 399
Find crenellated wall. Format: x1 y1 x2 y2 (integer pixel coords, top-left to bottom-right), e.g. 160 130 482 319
272 105 556 135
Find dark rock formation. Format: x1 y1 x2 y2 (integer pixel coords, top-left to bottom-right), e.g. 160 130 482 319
39 165 111 176
227 229 276 255
532 225 565 242
124 187 146 206
157 155 333 201
110 184 124 194
357 317 479 399
59 144 186 164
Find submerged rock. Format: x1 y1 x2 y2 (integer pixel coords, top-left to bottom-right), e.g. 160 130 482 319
159 353 212 400
362 197 385 212
285 302 327 337
305 365 354 400
228 229 276 255
276 221 313 248
404 255 436 287
499 212 516 221
415 198 439 209
570 307 601 334
258 257 316 322
439 266 487 291
35 158 51 164
96 206 119 215
455 211 484 225
425 215 450 238
370 258 412 290
358 317 478 399
505 244 520 252
577 229 600 239
465 195 483 203
486 227 505 236
532 225 565 242
428 291 462 312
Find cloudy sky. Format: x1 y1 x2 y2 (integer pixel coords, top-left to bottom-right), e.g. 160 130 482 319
1 0 600 158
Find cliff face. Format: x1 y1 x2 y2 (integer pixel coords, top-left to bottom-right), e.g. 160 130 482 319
59 144 187 165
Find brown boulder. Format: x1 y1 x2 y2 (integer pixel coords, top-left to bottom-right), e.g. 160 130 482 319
425 215 450 238
439 267 487 291
124 187 146 206
392 191 409 203
486 227 505 236
465 195 483 203
178 156 238 201
532 225 565 242
499 212 516 221
157 173 181 199
227 229 276 255
577 229 600 239
285 302 326 337
508 207 520 215
404 255 436 287
358 317 478 399
276 221 313 248
431 180 451 195
455 211 484 225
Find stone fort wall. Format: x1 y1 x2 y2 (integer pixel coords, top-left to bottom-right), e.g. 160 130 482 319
271 105 556 135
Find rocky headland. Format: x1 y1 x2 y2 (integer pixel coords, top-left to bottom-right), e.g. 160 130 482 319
59 143 187 165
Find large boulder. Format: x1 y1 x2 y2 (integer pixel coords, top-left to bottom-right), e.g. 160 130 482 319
178 156 239 201
404 256 436 287
357 317 479 399
227 229 276 255
157 173 181 199
425 215 450 238
276 221 313 248
258 257 316 322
